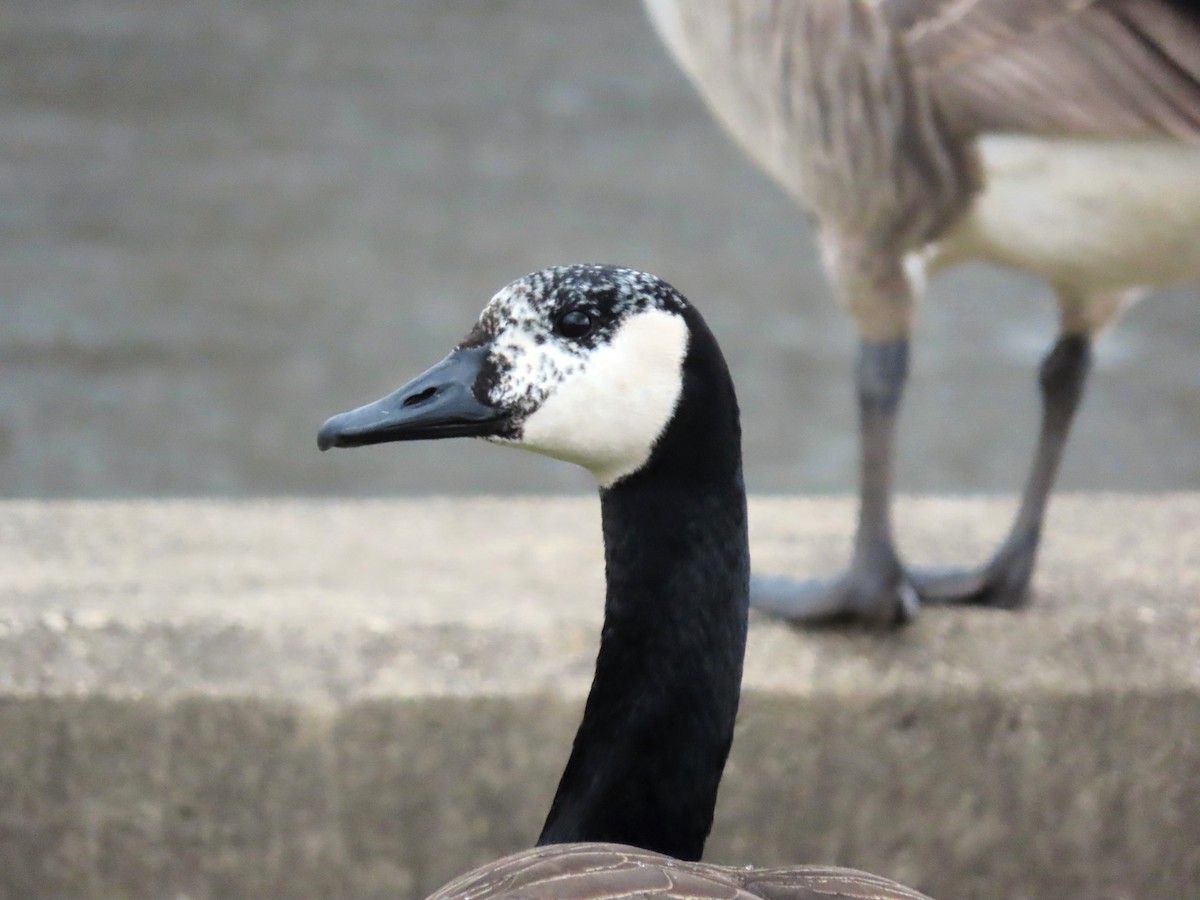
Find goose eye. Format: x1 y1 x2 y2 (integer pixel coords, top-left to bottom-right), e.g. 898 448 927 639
555 309 595 340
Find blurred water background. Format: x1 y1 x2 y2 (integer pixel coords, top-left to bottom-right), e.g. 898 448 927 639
2 0 1197 498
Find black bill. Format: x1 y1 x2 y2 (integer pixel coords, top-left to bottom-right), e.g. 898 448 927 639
317 345 504 450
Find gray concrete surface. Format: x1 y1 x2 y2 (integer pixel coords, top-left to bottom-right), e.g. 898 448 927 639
2 495 1199 898
2 0 1198 499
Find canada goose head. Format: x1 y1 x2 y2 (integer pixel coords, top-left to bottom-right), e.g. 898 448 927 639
320 264 746 864
318 264 700 488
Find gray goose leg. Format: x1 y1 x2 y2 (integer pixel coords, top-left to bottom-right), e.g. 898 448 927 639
752 337 919 627
912 333 1092 608
745 0 979 628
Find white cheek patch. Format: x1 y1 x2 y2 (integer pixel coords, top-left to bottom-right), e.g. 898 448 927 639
516 309 689 487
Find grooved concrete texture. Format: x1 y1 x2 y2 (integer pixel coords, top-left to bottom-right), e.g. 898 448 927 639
1 496 1198 899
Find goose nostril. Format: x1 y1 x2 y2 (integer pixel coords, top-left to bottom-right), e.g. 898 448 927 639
403 386 438 407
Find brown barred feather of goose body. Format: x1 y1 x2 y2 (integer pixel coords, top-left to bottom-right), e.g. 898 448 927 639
643 0 1200 341
890 0 1200 143
649 0 1200 249
427 843 932 900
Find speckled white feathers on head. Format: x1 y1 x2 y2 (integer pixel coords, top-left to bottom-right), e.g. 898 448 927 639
465 265 691 488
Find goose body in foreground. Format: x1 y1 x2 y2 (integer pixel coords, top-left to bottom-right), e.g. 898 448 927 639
427 842 931 900
643 0 1200 625
318 265 931 899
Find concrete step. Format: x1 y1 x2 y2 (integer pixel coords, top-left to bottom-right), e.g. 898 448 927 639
1 496 1198 898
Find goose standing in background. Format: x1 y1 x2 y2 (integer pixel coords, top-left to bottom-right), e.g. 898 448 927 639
643 0 1200 626
319 265 931 899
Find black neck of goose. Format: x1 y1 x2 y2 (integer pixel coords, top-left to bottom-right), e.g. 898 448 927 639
537 310 749 862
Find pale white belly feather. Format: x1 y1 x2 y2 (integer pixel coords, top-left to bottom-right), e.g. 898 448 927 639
933 135 1200 295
